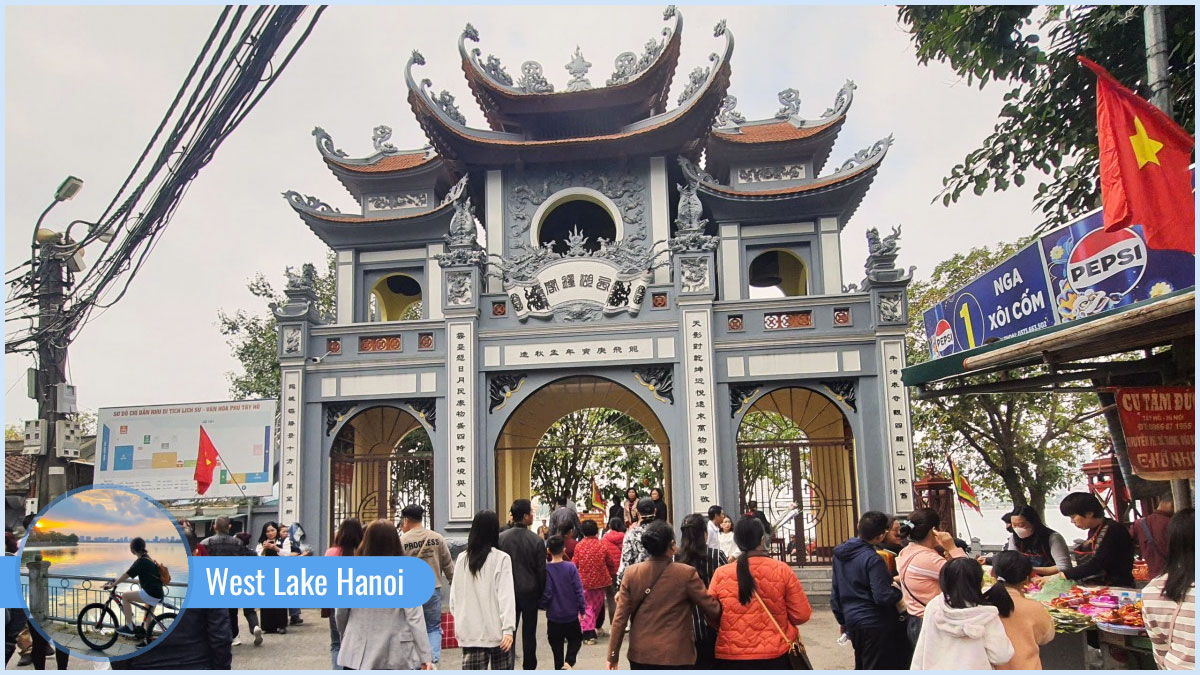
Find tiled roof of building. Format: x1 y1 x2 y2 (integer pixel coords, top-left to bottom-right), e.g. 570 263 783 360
323 151 436 174
710 116 842 144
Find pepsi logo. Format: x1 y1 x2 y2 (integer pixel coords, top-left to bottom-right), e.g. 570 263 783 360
1067 227 1146 295
933 319 954 355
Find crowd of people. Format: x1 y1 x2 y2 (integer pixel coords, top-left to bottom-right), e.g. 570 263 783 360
831 491 1195 671
4 485 1194 671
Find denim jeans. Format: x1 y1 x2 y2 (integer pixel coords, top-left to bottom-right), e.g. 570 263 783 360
329 612 341 669
422 590 443 664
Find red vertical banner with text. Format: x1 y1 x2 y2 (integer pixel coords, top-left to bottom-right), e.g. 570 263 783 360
1115 387 1195 480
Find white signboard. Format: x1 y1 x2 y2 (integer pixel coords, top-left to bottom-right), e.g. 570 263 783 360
97 399 276 499
880 340 915 514
683 309 719 509
448 322 475 521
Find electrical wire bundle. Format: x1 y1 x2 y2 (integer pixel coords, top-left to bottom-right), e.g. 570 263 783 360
5 5 326 355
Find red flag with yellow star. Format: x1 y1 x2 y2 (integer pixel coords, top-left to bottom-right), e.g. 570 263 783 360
194 426 220 495
1078 56 1194 254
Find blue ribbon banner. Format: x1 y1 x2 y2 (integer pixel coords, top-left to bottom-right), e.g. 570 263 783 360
0 557 19 608
186 556 434 609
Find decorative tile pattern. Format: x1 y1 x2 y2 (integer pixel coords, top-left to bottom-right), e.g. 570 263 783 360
651 291 669 309
833 307 852 326
359 335 403 352
326 338 342 355
418 333 435 351
727 315 744 331
491 301 507 317
763 310 813 330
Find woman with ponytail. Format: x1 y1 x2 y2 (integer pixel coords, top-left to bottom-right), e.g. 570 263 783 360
895 508 968 647
991 551 1055 669
909 557 1014 669
708 517 812 668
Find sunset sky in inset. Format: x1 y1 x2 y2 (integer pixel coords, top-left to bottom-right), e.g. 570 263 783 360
34 489 182 541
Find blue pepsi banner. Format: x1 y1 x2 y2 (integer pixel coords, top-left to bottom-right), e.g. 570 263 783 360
924 207 1195 359
1040 212 1192 322
186 556 435 608
923 243 1054 359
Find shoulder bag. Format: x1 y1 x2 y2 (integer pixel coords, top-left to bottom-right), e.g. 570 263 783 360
753 591 812 670
627 561 671 626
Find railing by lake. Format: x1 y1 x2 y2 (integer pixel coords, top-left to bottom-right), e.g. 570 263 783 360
22 561 187 626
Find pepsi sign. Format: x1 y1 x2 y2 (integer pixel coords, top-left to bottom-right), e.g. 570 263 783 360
1040 210 1191 323
932 319 954 356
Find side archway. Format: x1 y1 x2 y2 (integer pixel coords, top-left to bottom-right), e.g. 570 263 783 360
329 406 433 535
735 386 856 565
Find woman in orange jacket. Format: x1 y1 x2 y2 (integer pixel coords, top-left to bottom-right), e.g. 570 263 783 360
708 517 812 668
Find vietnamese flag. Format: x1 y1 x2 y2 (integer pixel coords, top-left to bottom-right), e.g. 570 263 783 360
194 426 219 495
1078 56 1194 254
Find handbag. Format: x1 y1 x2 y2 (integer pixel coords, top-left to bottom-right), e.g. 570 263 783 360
753 591 812 670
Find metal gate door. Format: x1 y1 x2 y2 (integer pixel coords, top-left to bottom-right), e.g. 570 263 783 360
330 452 433 530
736 438 857 565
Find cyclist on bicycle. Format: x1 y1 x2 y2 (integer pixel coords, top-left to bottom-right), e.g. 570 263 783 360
103 537 164 638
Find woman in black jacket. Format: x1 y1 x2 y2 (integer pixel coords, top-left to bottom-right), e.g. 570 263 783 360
1054 492 1134 586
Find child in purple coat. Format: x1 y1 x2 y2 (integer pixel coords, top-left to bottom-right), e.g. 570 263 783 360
540 534 586 669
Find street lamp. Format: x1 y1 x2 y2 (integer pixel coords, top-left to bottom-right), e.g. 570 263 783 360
31 176 84 252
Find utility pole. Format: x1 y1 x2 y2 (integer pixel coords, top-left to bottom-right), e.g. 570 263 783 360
1143 5 1192 510
26 176 83 511
34 244 68 508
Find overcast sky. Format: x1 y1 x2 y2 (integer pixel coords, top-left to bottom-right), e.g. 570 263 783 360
5 5 1053 426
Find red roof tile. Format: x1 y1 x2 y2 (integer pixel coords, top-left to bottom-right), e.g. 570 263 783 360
325 152 435 174
711 117 841 144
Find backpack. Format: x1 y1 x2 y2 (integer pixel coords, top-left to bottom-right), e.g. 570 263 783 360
153 558 171 585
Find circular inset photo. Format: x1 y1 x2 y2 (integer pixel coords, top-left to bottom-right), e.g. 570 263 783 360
16 486 189 661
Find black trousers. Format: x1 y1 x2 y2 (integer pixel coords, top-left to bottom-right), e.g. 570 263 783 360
715 654 791 670
846 622 908 670
229 608 260 639
29 629 68 671
547 619 582 670
513 596 539 670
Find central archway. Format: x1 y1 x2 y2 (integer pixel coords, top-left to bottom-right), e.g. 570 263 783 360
494 375 671 522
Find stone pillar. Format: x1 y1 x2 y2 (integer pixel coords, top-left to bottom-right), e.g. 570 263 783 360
860 226 914 516
26 553 49 623
272 266 323 526
437 196 486 529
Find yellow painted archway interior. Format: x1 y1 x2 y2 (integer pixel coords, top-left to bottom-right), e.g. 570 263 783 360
494 375 671 515
369 274 422 322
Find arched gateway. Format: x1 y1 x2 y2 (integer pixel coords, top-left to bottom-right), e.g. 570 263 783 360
493 375 671 517
275 7 916 550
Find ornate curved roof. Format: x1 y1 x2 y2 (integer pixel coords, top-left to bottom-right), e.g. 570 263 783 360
282 190 459 249
458 6 683 135
705 81 856 178
406 20 734 166
680 135 892 224
311 126 458 204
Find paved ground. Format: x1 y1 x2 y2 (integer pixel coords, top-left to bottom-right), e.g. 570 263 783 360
7 608 854 670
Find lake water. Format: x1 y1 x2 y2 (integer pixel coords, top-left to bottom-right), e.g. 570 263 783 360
959 505 1084 548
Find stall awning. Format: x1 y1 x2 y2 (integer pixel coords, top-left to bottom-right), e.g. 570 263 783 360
903 288 1194 398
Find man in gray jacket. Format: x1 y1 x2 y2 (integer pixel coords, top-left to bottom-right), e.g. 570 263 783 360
497 499 546 670
400 504 455 665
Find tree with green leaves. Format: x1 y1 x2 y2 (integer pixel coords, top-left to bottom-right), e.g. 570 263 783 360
898 5 1194 230
906 240 1110 518
529 407 661 509
217 255 336 400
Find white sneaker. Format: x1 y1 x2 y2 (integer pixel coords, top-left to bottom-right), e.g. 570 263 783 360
232 638 243 647
252 626 263 647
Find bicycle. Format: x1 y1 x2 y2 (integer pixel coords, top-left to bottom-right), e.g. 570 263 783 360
75 586 177 652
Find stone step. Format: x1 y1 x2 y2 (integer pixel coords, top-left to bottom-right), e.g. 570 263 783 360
793 566 833 580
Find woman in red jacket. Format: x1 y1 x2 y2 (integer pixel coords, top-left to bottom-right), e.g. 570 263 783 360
709 518 812 669
599 518 626 635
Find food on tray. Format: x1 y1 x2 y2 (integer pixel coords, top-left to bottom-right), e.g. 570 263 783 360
1047 607 1094 634
1093 602 1145 627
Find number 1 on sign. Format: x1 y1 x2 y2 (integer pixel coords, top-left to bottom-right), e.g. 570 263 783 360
958 303 976 349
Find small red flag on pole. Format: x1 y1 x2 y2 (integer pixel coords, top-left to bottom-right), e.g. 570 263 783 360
1078 55 1195 254
194 426 220 495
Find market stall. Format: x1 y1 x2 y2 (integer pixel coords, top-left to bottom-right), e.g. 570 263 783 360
1018 575 1156 670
